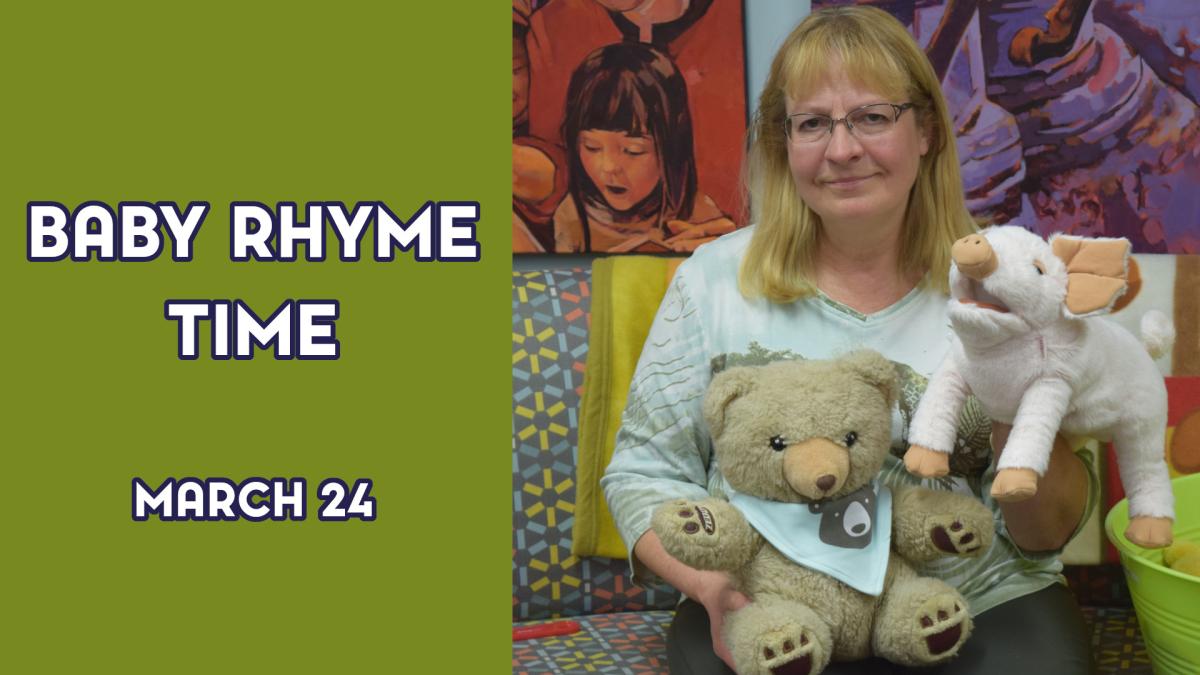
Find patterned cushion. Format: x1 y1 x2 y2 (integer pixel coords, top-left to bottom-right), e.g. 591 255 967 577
513 269 681 621
513 611 673 674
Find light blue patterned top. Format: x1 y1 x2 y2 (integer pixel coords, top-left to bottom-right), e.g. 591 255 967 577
601 226 1084 614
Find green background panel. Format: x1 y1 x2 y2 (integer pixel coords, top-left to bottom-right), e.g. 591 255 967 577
2 2 509 671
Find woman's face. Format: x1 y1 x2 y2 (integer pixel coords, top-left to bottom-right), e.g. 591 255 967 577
578 130 661 212
785 67 929 233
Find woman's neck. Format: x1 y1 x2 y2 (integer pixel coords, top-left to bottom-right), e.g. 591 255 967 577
814 221 921 315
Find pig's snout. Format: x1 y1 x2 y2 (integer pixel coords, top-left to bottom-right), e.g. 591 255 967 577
953 234 997 280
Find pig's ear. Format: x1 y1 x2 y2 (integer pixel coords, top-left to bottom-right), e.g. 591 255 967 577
1050 234 1131 318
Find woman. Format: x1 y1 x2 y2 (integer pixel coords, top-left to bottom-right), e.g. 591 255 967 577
601 6 1093 674
554 42 736 253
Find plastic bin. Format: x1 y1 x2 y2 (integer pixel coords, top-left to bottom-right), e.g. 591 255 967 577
1105 472 1200 674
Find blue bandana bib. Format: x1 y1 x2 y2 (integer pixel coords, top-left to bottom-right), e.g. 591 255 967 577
729 481 892 596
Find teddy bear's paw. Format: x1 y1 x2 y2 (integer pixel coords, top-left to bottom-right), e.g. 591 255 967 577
753 627 820 675
926 515 984 556
668 500 718 538
990 467 1038 501
653 500 721 548
1126 516 1173 548
728 600 832 675
913 594 970 662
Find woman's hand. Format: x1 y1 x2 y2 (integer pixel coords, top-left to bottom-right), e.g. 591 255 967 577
992 422 1089 552
693 570 751 670
633 530 751 670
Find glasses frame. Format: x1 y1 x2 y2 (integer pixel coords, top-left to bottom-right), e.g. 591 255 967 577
784 102 914 143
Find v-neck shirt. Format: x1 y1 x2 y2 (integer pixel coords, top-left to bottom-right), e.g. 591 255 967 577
602 226 1070 615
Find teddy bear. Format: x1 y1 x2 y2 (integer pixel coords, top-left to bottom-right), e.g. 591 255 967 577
652 351 995 675
903 226 1175 548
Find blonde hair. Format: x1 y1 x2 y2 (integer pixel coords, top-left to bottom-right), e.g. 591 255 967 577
739 5 976 302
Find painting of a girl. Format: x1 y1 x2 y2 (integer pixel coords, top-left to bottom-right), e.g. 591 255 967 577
555 42 737 253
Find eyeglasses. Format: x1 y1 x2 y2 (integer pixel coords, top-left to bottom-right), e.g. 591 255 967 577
784 103 914 143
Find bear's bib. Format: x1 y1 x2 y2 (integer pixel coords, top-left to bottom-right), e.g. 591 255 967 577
729 482 892 596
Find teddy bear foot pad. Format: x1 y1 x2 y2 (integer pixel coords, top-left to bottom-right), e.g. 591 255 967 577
915 595 970 660
769 654 811 675
758 629 816 675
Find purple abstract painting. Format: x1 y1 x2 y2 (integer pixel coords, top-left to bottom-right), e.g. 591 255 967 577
815 0 1200 253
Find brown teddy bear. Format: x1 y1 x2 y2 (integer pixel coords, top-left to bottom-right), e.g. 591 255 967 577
652 351 995 675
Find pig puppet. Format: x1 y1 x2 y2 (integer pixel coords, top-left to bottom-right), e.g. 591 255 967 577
904 226 1175 548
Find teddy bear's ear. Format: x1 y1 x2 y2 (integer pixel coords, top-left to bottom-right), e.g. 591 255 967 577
839 350 897 407
1050 234 1131 318
704 367 757 438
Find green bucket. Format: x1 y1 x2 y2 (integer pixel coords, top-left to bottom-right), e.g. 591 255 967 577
1105 472 1200 674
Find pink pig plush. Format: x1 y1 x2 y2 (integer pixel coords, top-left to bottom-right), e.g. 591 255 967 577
904 226 1175 548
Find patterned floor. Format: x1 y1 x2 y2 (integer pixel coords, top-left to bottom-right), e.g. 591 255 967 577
514 611 674 674
513 607 1152 674
1082 607 1153 674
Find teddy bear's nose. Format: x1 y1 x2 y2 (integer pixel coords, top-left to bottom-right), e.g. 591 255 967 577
952 234 998 280
816 474 837 492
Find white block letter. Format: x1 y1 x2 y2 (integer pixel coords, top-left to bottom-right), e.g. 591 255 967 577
328 202 372 260
239 480 271 520
376 202 433 261
279 203 325 261
298 301 339 359
74 203 116 260
273 479 305 519
165 301 212 359
209 481 236 519
232 203 275 260
438 203 481 260
121 203 162 260
236 300 293 359
28 203 69 260
177 481 205 519
160 202 209 261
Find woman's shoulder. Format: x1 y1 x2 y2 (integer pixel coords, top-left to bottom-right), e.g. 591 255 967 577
685 224 754 267
673 225 755 291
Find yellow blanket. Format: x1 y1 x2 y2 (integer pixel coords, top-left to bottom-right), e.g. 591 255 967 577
572 256 683 559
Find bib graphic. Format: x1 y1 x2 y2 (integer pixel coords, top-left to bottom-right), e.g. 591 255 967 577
729 481 892 596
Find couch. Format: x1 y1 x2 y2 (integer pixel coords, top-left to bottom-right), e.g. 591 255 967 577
512 265 1153 674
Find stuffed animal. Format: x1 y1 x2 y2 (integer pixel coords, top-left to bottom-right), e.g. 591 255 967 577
653 351 994 675
904 226 1176 548
1164 540 1200 578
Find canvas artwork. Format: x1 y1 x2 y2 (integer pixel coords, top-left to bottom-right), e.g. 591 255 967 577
813 0 1200 253
512 0 748 254
808 0 1200 565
